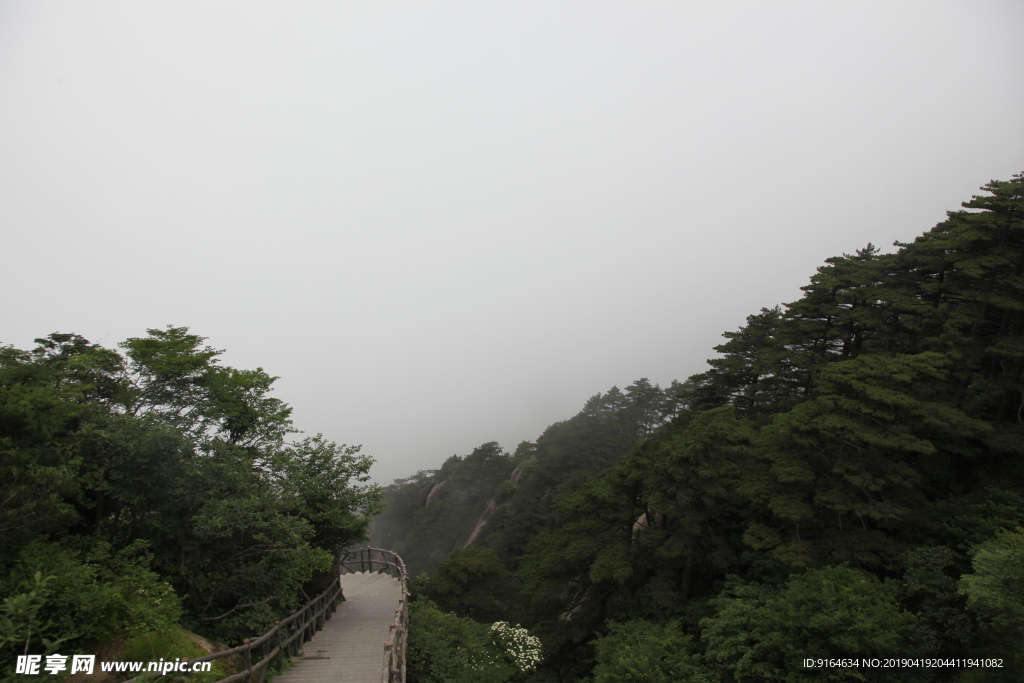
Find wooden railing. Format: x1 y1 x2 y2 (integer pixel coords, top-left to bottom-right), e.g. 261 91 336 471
338 547 409 683
125 559 342 683
126 548 407 683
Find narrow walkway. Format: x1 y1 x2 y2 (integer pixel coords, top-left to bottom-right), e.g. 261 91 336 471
275 572 402 683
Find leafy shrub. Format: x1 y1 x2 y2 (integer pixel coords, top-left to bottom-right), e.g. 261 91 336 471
701 566 918 682
957 528 1024 681
407 600 515 683
120 627 229 682
593 619 704 683
0 539 182 669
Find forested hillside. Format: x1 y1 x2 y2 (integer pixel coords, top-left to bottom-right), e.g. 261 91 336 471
381 174 1024 683
0 328 382 677
372 379 687 576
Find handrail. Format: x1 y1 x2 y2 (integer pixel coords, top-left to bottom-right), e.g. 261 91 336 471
126 559 345 683
125 548 407 683
338 547 409 683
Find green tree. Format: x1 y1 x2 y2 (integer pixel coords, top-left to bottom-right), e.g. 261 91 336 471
418 547 520 622
0 540 182 676
959 527 1024 671
892 174 1024 423
632 407 757 601
753 353 990 569
702 566 918 682
898 545 973 658
407 600 515 683
0 327 381 647
686 307 799 418
269 435 382 553
120 326 293 447
593 619 707 683
480 383 663 570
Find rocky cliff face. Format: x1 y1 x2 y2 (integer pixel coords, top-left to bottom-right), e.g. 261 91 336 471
424 480 446 507
453 463 527 551
456 500 494 550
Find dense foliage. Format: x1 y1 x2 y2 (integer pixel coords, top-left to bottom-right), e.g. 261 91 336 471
0 328 382 678
388 174 1024 681
407 600 544 683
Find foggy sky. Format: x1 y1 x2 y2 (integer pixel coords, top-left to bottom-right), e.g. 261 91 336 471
2 1 1023 485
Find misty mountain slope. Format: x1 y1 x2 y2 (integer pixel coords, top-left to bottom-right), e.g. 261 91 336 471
392 174 1024 683
371 379 685 576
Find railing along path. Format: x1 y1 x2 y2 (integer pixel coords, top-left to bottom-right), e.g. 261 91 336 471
127 548 407 683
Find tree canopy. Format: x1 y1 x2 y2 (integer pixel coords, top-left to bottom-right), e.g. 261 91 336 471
0 327 381 674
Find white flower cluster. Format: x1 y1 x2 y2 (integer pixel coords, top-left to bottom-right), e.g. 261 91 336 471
490 621 543 672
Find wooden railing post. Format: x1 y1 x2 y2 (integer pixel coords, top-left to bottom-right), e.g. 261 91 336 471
304 601 312 644
260 637 270 683
274 622 283 673
242 639 252 683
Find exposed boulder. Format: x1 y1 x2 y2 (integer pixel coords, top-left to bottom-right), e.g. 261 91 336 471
424 480 446 507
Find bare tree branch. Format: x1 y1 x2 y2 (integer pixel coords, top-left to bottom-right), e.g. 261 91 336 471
202 596 277 623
